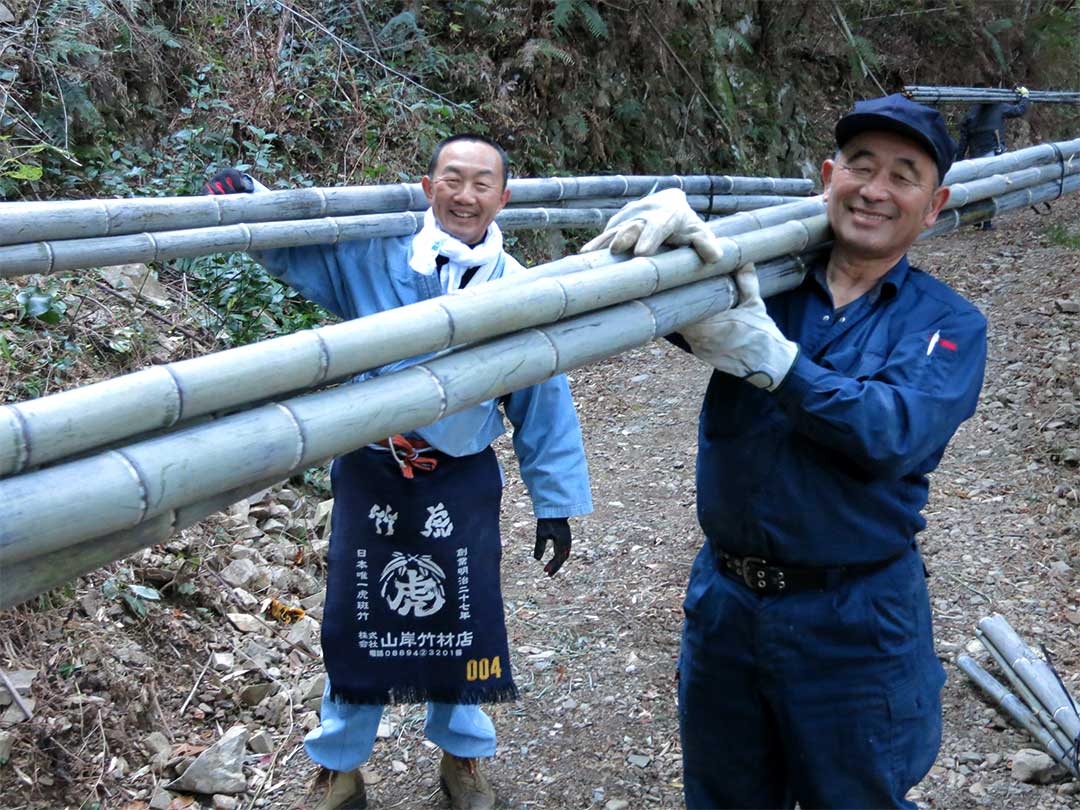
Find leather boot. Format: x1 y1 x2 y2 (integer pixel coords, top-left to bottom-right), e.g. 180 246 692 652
295 767 368 810
439 752 495 810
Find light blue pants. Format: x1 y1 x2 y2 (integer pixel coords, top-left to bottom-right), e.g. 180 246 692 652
305 680 497 771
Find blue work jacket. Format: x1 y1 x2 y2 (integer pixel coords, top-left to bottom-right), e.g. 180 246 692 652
957 99 1028 158
253 237 593 519
696 256 987 567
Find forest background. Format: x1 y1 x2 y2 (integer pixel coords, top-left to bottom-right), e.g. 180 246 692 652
1 0 1079 373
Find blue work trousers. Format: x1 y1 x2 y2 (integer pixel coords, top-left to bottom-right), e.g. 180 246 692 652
678 542 944 809
305 680 497 771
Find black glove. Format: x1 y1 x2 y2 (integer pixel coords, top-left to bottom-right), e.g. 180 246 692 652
203 168 254 195
534 518 572 577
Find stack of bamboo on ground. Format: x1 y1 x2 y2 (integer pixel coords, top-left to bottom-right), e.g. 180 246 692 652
2 139 1080 609
958 615 1080 778
0 174 812 278
905 86 1080 105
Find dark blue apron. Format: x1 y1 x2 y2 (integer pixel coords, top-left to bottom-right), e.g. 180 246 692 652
321 444 517 705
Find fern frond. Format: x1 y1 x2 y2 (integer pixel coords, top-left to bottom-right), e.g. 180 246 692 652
552 0 575 34
578 3 608 39
714 26 752 55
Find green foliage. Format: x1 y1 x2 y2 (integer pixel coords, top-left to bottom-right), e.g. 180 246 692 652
1045 223 1080 250
101 574 161 619
982 18 1014 76
614 99 644 124
713 26 752 55
832 3 881 87
16 286 68 325
521 38 575 68
180 252 330 346
552 0 608 40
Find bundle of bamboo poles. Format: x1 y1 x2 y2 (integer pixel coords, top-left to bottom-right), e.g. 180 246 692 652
905 86 1080 104
3 141 1078 479
958 615 1080 777
4 133 1079 279
0 196 806 278
0 173 814 247
2 140 1080 608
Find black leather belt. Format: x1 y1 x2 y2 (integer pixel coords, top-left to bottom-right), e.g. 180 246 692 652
715 548 902 596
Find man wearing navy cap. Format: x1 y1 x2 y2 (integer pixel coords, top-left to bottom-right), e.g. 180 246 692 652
583 94 987 808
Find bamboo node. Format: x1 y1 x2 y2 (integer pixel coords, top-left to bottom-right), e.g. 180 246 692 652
274 403 306 470
146 231 161 262
0 405 30 475
43 240 56 275
110 449 150 524
156 365 185 425
527 327 561 375
309 331 332 385
100 200 114 236
414 365 449 420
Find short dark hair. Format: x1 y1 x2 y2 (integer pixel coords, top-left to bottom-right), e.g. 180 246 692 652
427 134 510 187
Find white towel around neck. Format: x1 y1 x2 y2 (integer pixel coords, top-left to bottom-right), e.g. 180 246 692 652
408 209 505 293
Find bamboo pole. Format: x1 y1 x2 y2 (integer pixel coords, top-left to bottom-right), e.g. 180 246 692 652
0 174 814 246
0 231 825 565
943 139 1080 185
905 86 1080 104
5 161 1080 573
975 627 1076 757
5 136 1077 281
0 202 802 278
3 154 1079 478
531 194 807 213
978 615 1080 744
0 473 287 609
0 208 599 278
3 159 1080 603
957 654 1078 774
0 206 827 476
0 253 818 608
0 268 750 572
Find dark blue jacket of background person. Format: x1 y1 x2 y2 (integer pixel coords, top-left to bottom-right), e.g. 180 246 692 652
696 256 987 568
957 98 1029 158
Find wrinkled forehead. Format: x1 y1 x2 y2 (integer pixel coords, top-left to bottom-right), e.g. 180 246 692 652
432 140 504 178
839 129 938 175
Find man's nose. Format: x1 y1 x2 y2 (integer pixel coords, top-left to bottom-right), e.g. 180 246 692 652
860 171 891 201
454 182 478 202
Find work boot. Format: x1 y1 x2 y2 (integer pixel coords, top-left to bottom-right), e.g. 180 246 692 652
296 767 368 810
439 752 495 810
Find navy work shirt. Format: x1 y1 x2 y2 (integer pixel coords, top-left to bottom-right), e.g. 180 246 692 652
957 98 1028 158
696 256 987 567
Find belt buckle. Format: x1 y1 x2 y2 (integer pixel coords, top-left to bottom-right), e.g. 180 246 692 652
741 556 771 591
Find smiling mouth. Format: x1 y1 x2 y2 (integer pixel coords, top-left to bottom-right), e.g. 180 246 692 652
849 207 892 223
451 211 478 219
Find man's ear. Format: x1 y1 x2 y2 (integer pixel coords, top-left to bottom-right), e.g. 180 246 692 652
923 185 950 227
820 159 835 201
421 175 434 202
499 186 511 209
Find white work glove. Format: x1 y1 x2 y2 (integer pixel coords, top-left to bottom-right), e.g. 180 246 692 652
1016 85 1030 98
579 188 722 263
680 263 800 392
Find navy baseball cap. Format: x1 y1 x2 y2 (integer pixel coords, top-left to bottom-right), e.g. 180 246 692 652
835 94 957 184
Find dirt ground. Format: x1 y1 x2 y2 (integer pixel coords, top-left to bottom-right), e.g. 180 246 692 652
1 198 1078 810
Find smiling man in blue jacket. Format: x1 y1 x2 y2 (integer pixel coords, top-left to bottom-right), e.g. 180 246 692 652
206 134 592 810
584 95 987 809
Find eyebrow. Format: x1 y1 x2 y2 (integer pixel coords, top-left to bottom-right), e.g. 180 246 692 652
844 148 924 179
438 164 497 179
